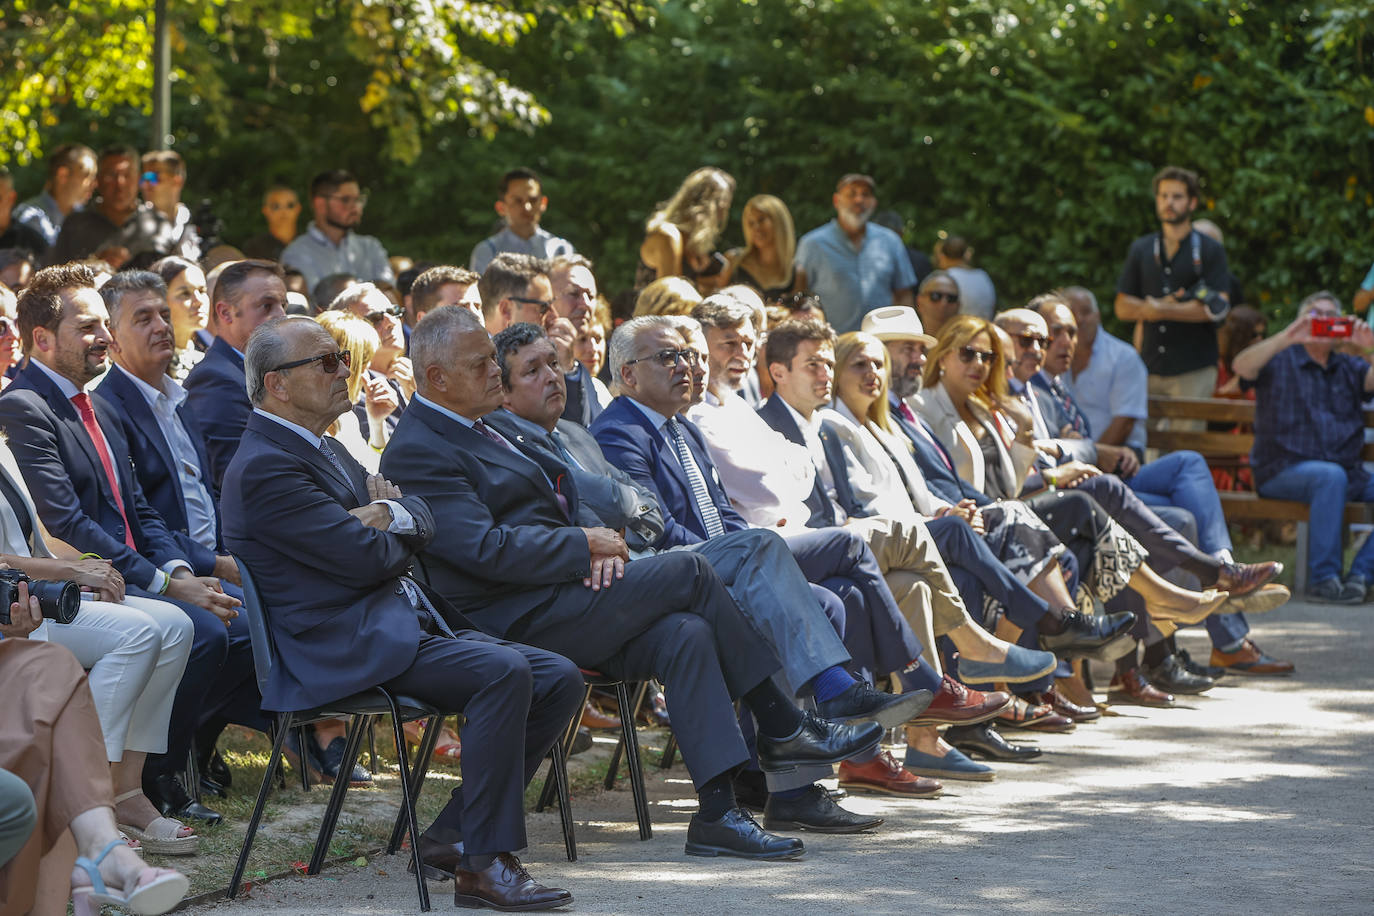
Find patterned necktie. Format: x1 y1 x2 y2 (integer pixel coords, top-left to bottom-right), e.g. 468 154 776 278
318 438 349 479
1048 376 1089 437
71 393 136 549
666 418 724 538
472 419 513 450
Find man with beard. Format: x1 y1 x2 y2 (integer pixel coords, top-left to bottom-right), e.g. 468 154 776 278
1114 166 1232 403
282 170 393 291
795 174 915 334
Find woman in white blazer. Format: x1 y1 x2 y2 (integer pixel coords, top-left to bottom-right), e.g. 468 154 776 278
0 439 199 856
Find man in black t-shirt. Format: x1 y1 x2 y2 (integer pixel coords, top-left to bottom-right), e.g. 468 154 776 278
1114 166 1231 408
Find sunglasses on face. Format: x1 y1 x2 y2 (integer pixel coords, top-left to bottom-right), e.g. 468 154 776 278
509 296 553 316
957 346 995 366
624 347 702 369
270 349 352 374
925 290 960 304
364 305 404 325
1016 334 1048 350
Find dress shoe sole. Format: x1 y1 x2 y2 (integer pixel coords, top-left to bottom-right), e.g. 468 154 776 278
1041 629 1135 664
825 690 933 729
1106 690 1175 709
836 777 944 798
1222 585 1290 615
762 813 885 832
909 694 1014 729
684 841 805 860
759 736 882 774
454 892 573 911
1215 664 1295 677
407 859 456 882
1146 678 1213 696
901 763 997 781
946 743 1042 764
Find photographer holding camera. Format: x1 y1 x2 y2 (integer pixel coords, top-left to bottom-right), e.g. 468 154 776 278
1114 166 1232 411
1232 291 1374 604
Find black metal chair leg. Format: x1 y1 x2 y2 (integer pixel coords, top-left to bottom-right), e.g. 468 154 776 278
308 715 369 875
296 724 313 791
382 692 431 912
367 718 379 775
660 732 678 770
549 740 576 861
605 681 648 790
229 713 294 899
620 695 653 840
387 714 442 855
537 684 590 813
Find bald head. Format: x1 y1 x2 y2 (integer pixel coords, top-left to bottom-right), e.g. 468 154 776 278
996 310 1049 383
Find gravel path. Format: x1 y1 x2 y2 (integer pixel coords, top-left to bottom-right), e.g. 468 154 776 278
185 599 1374 915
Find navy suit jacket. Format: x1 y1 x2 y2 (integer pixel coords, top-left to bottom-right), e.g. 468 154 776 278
755 394 871 525
97 366 222 576
0 363 187 587
590 396 747 548
220 412 443 712
184 336 252 495
380 399 591 639
889 392 992 507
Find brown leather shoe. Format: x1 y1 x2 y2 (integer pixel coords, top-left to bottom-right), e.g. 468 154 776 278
838 750 942 797
1214 560 1282 596
1030 686 1101 723
1210 639 1295 676
580 700 621 731
1108 668 1175 708
997 696 1075 732
454 854 572 911
908 675 1012 727
406 834 463 882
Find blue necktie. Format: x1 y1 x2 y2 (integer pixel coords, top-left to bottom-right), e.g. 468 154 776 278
666 418 724 538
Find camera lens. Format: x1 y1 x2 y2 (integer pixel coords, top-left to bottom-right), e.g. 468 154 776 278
30 580 81 624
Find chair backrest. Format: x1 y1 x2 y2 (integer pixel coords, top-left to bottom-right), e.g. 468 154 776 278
232 555 277 696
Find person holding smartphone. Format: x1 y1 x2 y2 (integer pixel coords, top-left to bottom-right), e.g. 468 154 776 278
1233 290 1374 603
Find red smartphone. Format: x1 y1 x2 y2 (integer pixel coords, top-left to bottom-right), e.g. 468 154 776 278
1311 315 1354 338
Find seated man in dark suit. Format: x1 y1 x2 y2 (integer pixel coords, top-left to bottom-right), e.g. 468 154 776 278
221 315 580 910
381 306 882 862
488 322 941 815
0 263 253 825
184 259 287 494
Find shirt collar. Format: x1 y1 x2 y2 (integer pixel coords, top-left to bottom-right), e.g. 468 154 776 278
31 357 87 399
253 407 323 449
306 221 351 249
113 362 186 409
413 392 479 428
781 396 822 434
624 396 675 434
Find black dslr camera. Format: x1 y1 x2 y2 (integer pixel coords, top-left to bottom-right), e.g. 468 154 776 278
1184 280 1230 320
0 568 81 626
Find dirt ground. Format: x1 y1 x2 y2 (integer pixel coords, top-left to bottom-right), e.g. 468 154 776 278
183 598 1374 915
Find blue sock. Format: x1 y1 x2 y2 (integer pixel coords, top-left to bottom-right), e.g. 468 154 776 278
811 666 857 703
771 786 808 800
898 662 942 694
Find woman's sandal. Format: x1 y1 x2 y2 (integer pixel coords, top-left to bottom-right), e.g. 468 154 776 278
114 789 198 856
71 837 188 916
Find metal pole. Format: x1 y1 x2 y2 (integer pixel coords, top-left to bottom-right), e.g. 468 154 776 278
151 0 171 149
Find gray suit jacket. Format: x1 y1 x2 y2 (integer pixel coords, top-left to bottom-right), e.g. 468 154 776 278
484 409 664 551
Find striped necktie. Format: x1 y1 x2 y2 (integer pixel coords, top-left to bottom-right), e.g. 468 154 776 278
665 418 724 538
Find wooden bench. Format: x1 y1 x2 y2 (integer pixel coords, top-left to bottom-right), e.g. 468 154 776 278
1146 395 1374 594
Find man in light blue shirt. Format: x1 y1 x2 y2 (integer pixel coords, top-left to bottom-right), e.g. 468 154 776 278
795 173 916 333
469 168 575 275
281 170 393 291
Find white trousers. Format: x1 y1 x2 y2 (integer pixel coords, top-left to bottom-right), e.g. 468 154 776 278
35 594 194 761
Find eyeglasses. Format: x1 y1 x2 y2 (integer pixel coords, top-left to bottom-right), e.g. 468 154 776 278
1016 333 1048 350
957 346 995 366
364 305 404 325
140 171 160 186
509 296 553 316
624 347 702 369
925 290 960 304
269 349 351 374
778 292 823 313
327 193 369 208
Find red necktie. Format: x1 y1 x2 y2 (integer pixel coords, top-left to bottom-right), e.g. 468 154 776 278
71 393 136 549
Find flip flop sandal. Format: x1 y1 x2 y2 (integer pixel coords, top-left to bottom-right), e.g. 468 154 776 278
71 838 189 916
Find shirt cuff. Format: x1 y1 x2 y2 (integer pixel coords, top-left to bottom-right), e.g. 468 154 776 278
146 569 169 593
161 559 193 577
378 499 415 534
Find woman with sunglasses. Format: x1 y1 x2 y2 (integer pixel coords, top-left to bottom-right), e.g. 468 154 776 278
918 316 1230 635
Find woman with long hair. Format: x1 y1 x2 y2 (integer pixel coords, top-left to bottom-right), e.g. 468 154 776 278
724 194 806 301
637 167 736 294
150 256 212 380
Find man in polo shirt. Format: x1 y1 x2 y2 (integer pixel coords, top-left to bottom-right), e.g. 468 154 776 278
795 173 915 334
13 143 97 249
469 168 575 275
281 170 393 292
1113 165 1231 411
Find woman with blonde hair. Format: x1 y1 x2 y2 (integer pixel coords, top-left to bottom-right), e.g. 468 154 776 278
633 275 703 317
637 167 736 294
725 194 806 301
315 311 388 470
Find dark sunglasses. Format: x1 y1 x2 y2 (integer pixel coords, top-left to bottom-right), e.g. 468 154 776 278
509 296 553 315
1016 333 1048 349
270 349 352 374
364 305 404 325
926 290 960 304
957 346 995 366
624 347 702 369
777 292 823 313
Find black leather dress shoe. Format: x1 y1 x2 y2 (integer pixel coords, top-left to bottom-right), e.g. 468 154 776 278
814 682 933 729
407 834 464 882
198 775 228 799
1146 653 1215 695
757 713 882 773
685 807 805 859
454 853 571 911
762 785 883 834
146 773 223 826
206 748 233 788
944 722 1043 762
1039 611 1136 662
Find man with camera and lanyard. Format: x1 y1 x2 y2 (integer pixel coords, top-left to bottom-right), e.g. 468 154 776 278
1114 165 1232 409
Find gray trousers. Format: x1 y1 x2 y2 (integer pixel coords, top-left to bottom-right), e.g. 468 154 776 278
0 769 35 869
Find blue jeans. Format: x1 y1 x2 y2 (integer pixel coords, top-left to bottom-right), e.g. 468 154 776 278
1128 451 1233 556
1257 461 1374 584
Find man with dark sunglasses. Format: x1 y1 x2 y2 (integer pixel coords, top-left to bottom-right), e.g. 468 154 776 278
330 282 413 440
914 271 962 338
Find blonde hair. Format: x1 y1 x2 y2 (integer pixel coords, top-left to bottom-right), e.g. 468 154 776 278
741 194 797 274
634 276 703 317
923 315 1009 410
834 331 896 435
646 167 736 261
315 310 380 406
